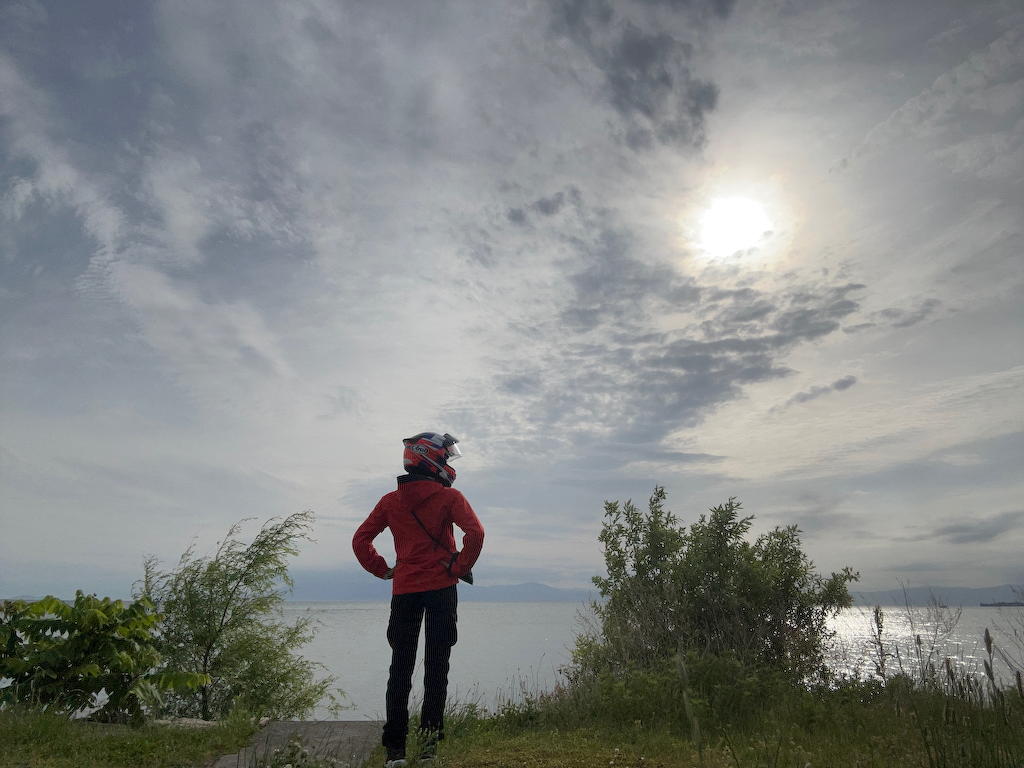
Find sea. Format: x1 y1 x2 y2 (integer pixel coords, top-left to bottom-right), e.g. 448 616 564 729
286 601 1023 720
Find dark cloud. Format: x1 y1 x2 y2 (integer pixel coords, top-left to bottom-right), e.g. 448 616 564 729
702 283 863 340
560 441 723 469
533 193 566 216
780 374 859 409
549 0 730 150
549 0 615 46
559 225 702 332
882 561 950 573
506 187 582 226
484 204 866 461
844 298 941 333
832 374 857 391
532 188 575 216
647 0 735 15
762 493 860 536
496 373 542 395
933 509 1024 544
878 298 942 328
786 383 833 405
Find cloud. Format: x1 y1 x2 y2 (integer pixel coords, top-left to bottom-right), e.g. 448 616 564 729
840 23 1024 168
532 188 577 216
689 366 1024 483
780 374 859 409
876 299 943 329
559 224 703 332
548 0 731 150
832 375 857 391
928 18 972 47
935 119 1024 180
506 186 582 226
843 298 942 333
0 54 125 263
933 509 1024 544
471 198 867 466
883 560 951 573
759 492 862 537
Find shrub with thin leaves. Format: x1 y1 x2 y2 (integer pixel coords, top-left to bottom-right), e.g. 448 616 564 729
138 510 337 720
0 592 207 722
573 487 858 683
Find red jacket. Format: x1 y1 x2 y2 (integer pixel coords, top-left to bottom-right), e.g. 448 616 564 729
352 474 485 595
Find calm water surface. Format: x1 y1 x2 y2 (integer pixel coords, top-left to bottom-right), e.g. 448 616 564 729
285 601 1023 720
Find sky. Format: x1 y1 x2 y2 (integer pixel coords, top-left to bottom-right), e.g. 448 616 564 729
1 0 1022 598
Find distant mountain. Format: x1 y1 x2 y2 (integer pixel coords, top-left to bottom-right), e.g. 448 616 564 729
2 582 595 604
852 584 1023 607
290 579 1021 606
9 581 1019 607
458 582 594 603
287 568 594 603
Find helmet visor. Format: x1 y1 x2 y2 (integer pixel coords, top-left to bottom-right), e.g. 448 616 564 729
446 442 463 462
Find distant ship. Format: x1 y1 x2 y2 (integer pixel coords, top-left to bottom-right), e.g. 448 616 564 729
979 601 1024 607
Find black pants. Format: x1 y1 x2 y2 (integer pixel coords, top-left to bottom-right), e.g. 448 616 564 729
382 585 458 751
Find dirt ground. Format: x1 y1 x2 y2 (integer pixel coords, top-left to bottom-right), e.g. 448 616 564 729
210 720 382 768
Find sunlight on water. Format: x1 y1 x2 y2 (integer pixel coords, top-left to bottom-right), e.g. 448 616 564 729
828 606 1019 685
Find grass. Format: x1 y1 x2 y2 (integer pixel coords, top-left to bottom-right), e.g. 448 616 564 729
0 708 256 768
429 677 1024 768
7 667 1018 768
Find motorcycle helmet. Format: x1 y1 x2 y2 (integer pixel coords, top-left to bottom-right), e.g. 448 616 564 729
403 432 461 486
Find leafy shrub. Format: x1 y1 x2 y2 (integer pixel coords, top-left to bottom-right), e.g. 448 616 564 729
493 652 789 737
573 487 858 683
0 592 206 722
138 510 337 720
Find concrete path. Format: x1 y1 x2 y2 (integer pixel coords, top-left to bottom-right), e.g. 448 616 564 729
211 720 383 768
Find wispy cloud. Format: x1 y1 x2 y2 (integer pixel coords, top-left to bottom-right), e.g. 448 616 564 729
777 374 858 409
839 22 1024 170
687 367 1024 483
933 509 1024 544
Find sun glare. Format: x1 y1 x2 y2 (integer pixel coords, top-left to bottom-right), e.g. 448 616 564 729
698 196 774 260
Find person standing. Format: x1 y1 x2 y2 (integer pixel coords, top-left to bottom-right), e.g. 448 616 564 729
352 432 485 767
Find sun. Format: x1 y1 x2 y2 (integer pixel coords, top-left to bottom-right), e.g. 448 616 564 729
698 196 774 260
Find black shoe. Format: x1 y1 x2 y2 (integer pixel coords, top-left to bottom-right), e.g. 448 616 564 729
384 747 407 767
418 741 437 763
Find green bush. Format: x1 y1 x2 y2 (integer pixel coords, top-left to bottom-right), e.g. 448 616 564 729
0 592 206 722
573 487 858 683
138 510 337 720
439 488 1023 767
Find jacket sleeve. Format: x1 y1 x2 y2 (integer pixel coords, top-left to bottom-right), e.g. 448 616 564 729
352 500 390 579
448 491 485 578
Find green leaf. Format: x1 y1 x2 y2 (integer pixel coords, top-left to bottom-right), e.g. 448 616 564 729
74 663 102 677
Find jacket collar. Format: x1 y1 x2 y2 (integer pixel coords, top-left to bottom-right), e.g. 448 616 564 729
397 472 445 487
